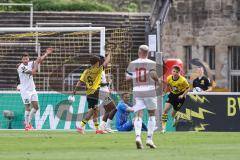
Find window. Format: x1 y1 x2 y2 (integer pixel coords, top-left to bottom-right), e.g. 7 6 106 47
229 46 240 70
231 76 240 92
184 46 192 71
204 46 215 70
229 46 240 92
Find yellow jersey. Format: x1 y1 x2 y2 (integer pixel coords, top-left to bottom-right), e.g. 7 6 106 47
80 65 103 95
167 75 189 94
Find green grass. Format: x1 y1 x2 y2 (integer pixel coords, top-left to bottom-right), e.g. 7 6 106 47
0 131 240 160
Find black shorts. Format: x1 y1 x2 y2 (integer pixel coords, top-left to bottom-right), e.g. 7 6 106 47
87 90 99 109
166 92 185 111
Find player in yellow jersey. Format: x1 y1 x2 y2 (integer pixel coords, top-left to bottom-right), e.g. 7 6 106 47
73 53 111 134
162 65 190 133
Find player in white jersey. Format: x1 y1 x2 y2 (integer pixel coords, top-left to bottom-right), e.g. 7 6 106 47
17 48 53 131
126 45 162 149
98 55 117 133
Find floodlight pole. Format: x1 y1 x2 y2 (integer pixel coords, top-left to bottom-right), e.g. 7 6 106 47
156 20 163 130
156 20 161 52
154 0 172 131
30 4 33 28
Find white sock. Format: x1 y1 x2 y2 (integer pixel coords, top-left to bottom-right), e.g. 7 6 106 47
24 111 30 124
28 108 37 124
147 116 156 140
134 117 142 137
106 119 112 129
100 121 106 129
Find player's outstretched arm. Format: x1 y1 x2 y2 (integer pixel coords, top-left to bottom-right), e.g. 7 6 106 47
27 48 54 75
73 80 85 95
149 70 162 87
205 86 213 92
179 87 190 99
125 71 133 81
31 61 39 75
161 80 170 93
179 78 191 98
126 107 134 112
150 70 169 96
36 48 54 64
125 63 134 81
103 50 111 67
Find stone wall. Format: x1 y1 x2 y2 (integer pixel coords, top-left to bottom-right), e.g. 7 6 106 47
162 0 240 90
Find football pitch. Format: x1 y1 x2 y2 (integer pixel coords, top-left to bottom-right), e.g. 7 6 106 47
0 131 239 160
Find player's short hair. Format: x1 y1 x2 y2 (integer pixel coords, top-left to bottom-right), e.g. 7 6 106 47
172 65 181 72
89 55 100 65
98 55 105 60
121 92 130 98
21 53 29 58
139 45 149 53
97 55 105 65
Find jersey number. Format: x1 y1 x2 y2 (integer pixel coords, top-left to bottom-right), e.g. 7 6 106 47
135 67 147 83
171 86 179 92
87 76 93 86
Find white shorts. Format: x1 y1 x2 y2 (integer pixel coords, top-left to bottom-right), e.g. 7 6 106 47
99 91 113 106
20 91 38 104
133 97 157 112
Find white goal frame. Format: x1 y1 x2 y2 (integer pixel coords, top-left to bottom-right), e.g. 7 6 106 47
35 23 93 54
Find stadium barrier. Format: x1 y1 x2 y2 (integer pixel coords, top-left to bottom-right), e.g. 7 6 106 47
0 91 162 130
176 92 240 131
2 91 238 131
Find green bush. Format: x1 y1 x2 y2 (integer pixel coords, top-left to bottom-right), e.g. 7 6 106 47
126 2 138 12
0 0 115 12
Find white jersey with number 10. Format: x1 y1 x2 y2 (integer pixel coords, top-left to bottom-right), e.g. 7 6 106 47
126 58 156 92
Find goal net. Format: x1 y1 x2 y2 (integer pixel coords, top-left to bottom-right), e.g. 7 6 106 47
0 27 106 129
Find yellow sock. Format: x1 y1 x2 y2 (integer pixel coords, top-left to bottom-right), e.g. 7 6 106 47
80 120 87 127
162 121 167 129
94 122 99 130
162 114 168 129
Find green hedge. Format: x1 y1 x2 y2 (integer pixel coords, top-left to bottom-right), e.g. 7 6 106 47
0 0 115 12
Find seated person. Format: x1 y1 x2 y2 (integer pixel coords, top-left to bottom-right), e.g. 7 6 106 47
115 92 147 132
193 67 212 92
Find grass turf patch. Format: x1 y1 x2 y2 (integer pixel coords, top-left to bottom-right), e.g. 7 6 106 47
0 131 240 160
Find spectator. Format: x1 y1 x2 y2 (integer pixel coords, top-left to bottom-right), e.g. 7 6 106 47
115 93 147 132
193 67 212 92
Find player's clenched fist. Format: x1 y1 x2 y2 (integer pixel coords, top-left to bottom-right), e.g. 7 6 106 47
46 48 54 55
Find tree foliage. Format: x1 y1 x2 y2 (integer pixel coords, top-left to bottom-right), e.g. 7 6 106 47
0 0 115 12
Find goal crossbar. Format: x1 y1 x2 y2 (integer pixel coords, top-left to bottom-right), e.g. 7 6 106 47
0 27 105 32
0 27 105 56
